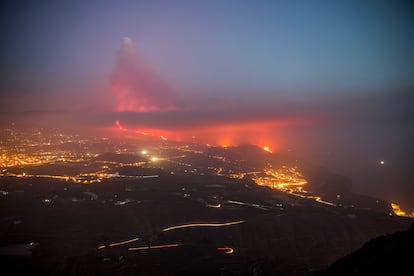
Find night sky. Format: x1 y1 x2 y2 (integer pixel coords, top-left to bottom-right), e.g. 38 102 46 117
1 0 414 208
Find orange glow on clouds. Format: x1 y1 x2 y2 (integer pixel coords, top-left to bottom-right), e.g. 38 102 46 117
108 38 318 152
113 117 310 152
110 37 178 112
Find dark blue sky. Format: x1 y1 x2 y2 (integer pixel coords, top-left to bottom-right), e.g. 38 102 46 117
2 0 414 110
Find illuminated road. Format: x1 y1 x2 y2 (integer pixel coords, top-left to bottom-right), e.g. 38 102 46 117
162 221 246 232
128 243 181 251
216 247 234 254
225 200 268 210
391 203 414 218
97 221 244 255
97 237 140 250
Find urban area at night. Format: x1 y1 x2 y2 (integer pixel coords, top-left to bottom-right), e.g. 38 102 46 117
1 0 413 275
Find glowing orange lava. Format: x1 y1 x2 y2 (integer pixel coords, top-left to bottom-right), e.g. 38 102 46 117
111 117 313 152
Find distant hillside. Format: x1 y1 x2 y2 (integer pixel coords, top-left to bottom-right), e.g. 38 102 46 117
92 152 146 164
209 145 392 214
203 144 283 168
312 222 414 275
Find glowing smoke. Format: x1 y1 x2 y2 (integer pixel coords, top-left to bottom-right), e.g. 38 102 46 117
106 38 322 150
110 37 177 112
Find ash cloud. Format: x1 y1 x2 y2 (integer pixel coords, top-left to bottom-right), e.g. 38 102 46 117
110 37 178 112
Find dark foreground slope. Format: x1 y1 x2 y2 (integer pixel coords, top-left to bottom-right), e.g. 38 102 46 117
311 222 414 276
0 174 412 276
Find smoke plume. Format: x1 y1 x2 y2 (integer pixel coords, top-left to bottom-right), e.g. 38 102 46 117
110 37 177 112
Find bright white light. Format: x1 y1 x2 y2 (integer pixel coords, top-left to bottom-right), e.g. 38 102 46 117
151 157 158 162
263 146 272 153
141 150 148 155
379 160 385 165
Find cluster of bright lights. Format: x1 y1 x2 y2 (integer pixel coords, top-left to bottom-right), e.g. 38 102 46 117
253 166 335 206
140 148 159 162
263 146 272 153
161 221 246 232
391 203 414 218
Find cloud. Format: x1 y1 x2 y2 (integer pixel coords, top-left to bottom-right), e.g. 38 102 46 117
110 37 178 112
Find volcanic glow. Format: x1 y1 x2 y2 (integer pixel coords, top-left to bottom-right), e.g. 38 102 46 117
263 146 272 153
112 118 309 152
107 37 319 151
110 37 178 112
161 221 246 232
